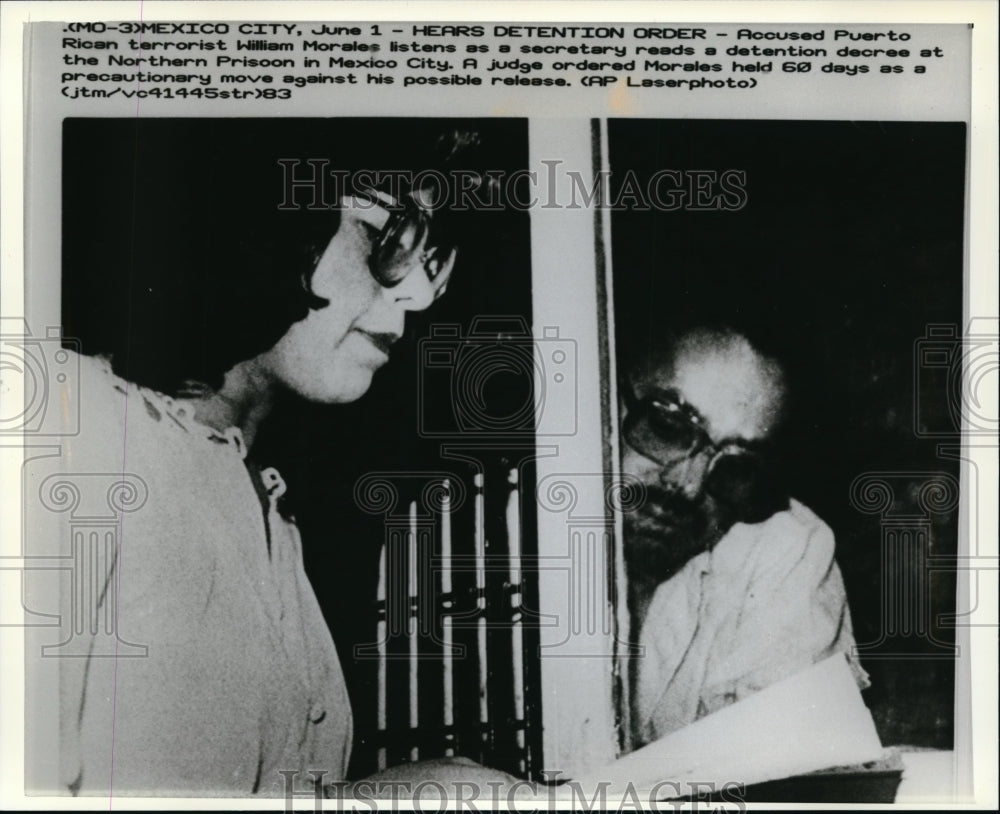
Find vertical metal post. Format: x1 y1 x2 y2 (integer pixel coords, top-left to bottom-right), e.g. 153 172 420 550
407 500 419 761
441 479 455 757
474 472 489 750
375 543 387 771
506 468 527 774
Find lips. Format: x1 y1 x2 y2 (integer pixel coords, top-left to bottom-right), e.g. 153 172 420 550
354 329 398 357
630 486 707 534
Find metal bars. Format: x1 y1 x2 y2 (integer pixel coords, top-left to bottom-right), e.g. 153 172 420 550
366 464 537 777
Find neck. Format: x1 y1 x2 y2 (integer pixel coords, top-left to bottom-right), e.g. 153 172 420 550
186 358 275 449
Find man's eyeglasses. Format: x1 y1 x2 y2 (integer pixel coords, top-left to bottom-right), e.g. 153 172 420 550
621 385 774 509
344 191 456 292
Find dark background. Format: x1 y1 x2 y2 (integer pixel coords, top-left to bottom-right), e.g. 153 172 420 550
609 119 966 749
63 118 541 777
61 117 965 774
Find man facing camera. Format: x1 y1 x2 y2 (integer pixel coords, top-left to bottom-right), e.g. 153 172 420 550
620 326 869 746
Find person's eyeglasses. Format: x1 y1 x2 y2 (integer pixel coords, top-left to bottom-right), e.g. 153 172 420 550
621 385 772 509
344 191 456 292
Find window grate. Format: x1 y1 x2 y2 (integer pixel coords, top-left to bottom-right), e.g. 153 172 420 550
353 460 541 779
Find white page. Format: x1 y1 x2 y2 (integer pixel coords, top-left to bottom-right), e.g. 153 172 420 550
1 2 995 810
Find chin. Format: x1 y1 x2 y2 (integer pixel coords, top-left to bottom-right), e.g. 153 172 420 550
294 365 377 405
330 368 377 403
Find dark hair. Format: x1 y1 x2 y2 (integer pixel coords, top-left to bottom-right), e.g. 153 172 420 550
63 120 489 396
628 324 788 424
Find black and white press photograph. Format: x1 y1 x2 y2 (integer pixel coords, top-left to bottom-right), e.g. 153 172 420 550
4 3 998 810
10 6 994 799
28 117 545 796
22 113 969 804
606 119 966 799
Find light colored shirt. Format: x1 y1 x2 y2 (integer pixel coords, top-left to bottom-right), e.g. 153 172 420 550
27 352 352 796
635 498 869 744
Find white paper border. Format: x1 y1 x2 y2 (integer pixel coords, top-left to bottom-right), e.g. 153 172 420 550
2 2 996 810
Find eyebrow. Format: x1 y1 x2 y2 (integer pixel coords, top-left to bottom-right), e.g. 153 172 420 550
341 193 393 213
340 196 395 237
644 388 767 452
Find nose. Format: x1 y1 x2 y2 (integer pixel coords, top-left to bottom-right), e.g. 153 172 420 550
386 264 437 312
659 451 712 501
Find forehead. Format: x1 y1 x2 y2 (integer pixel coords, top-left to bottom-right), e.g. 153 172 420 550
635 340 784 442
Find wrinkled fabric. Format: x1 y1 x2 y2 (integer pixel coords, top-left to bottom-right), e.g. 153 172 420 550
28 353 352 796
635 499 869 744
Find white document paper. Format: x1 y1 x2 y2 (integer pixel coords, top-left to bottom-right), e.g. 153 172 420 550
575 653 885 797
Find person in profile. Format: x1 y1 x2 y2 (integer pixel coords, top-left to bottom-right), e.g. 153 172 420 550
619 326 870 745
30 123 518 796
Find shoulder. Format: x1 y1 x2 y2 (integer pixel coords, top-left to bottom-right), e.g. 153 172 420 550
66 351 228 468
754 498 832 549
60 351 129 465
720 498 835 577
73 351 171 423
646 549 711 614
72 349 124 406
